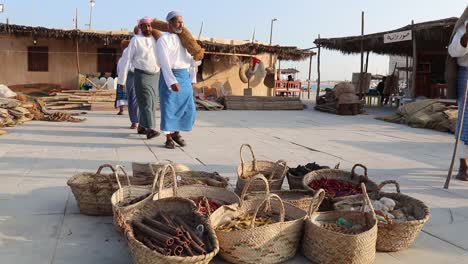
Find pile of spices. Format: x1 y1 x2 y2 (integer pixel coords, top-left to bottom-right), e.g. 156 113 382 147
216 213 274 232
308 178 362 198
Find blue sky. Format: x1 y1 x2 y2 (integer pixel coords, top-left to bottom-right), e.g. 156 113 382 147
1 0 467 81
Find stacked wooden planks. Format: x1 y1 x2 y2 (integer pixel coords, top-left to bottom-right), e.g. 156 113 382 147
224 96 304 110
39 90 116 110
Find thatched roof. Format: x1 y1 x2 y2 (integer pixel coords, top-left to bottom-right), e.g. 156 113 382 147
279 68 300 74
314 17 458 56
0 23 311 61
199 40 313 61
0 23 130 44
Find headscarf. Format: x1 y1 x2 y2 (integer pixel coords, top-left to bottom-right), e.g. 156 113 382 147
138 17 153 27
166 11 182 22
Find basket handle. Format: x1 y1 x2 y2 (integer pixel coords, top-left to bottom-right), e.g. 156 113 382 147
95 164 117 187
239 174 270 207
240 144 257 177
96 164 116 175
306 189 326 217
334 162 340 169
157 164 178 199
360 183 377 220
114 165 131 190
351 164 368 182
250 193 285 229
270 160 287 180
377 180 401 193
147 159 175 176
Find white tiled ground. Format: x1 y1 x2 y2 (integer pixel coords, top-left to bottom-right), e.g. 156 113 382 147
1 104 468 263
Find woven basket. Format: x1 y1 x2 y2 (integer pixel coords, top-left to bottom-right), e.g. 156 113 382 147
153 164 240 217
235 144 287 194
302 164 379 210
132 160 190 179
286 162 340 190
242 174 315 211
133 161 228 188
111 165 161 234
372 180 430 252
302 184 378 264
210 193 307 264
67 164 126 216
125 197 219 264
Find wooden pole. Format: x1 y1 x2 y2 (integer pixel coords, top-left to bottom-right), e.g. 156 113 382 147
75 8 81 80
411 20 417 99
444 75 468 189
359 11 365 98
278 60 281 80
198 21 204 40
365 50 370 73
315 34 321 102
307 52 313 99
406 55 409 92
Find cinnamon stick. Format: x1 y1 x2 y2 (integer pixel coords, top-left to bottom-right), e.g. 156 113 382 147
173 216 205 248
157 212 177 228
142 237 167 255
171 245 183 256
189 239 206 255
142 217 183 237
182 243 194 256
133 221 174 246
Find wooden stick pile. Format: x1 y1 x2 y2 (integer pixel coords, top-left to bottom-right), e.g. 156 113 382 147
39 90 116 110
132 212 211 257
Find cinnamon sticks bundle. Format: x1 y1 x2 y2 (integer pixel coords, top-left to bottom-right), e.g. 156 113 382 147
132 212 211 257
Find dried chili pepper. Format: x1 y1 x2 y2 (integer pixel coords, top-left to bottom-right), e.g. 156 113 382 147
191 196 221 216
308 178 362 198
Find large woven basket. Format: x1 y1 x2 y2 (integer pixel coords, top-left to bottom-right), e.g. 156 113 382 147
67 164 127 216
210 193 307 264
302 184 378 264
372 180 430 252
125 197 219 264
153 164 240 217
235 144 287 194
242 174 315 211
111 165 161 234
302 164 379 210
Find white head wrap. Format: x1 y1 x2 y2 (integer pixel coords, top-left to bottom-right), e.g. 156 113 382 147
166 11 182 21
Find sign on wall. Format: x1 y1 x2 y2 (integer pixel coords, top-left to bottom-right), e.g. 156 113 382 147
383 30 412 43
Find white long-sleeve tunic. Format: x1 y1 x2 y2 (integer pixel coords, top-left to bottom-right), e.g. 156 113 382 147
117 48 134 75
448 21 468 67
118 35 159 85
155 32 200 88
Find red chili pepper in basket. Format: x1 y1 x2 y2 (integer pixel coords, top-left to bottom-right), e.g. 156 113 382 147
308 178 363 198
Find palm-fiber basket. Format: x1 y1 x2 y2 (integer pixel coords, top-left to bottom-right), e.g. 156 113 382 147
302 184 378 264
235 144 287 194
125 197 219 264
210 193 307 264
67 164 127 216
372 180 430 252
303 164 379 210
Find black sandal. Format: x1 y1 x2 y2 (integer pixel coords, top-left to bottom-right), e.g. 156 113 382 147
171 133 187 147
165 138 176 149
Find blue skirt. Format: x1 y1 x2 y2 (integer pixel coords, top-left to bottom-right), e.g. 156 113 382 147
455 66 468 144
159 69 196 132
